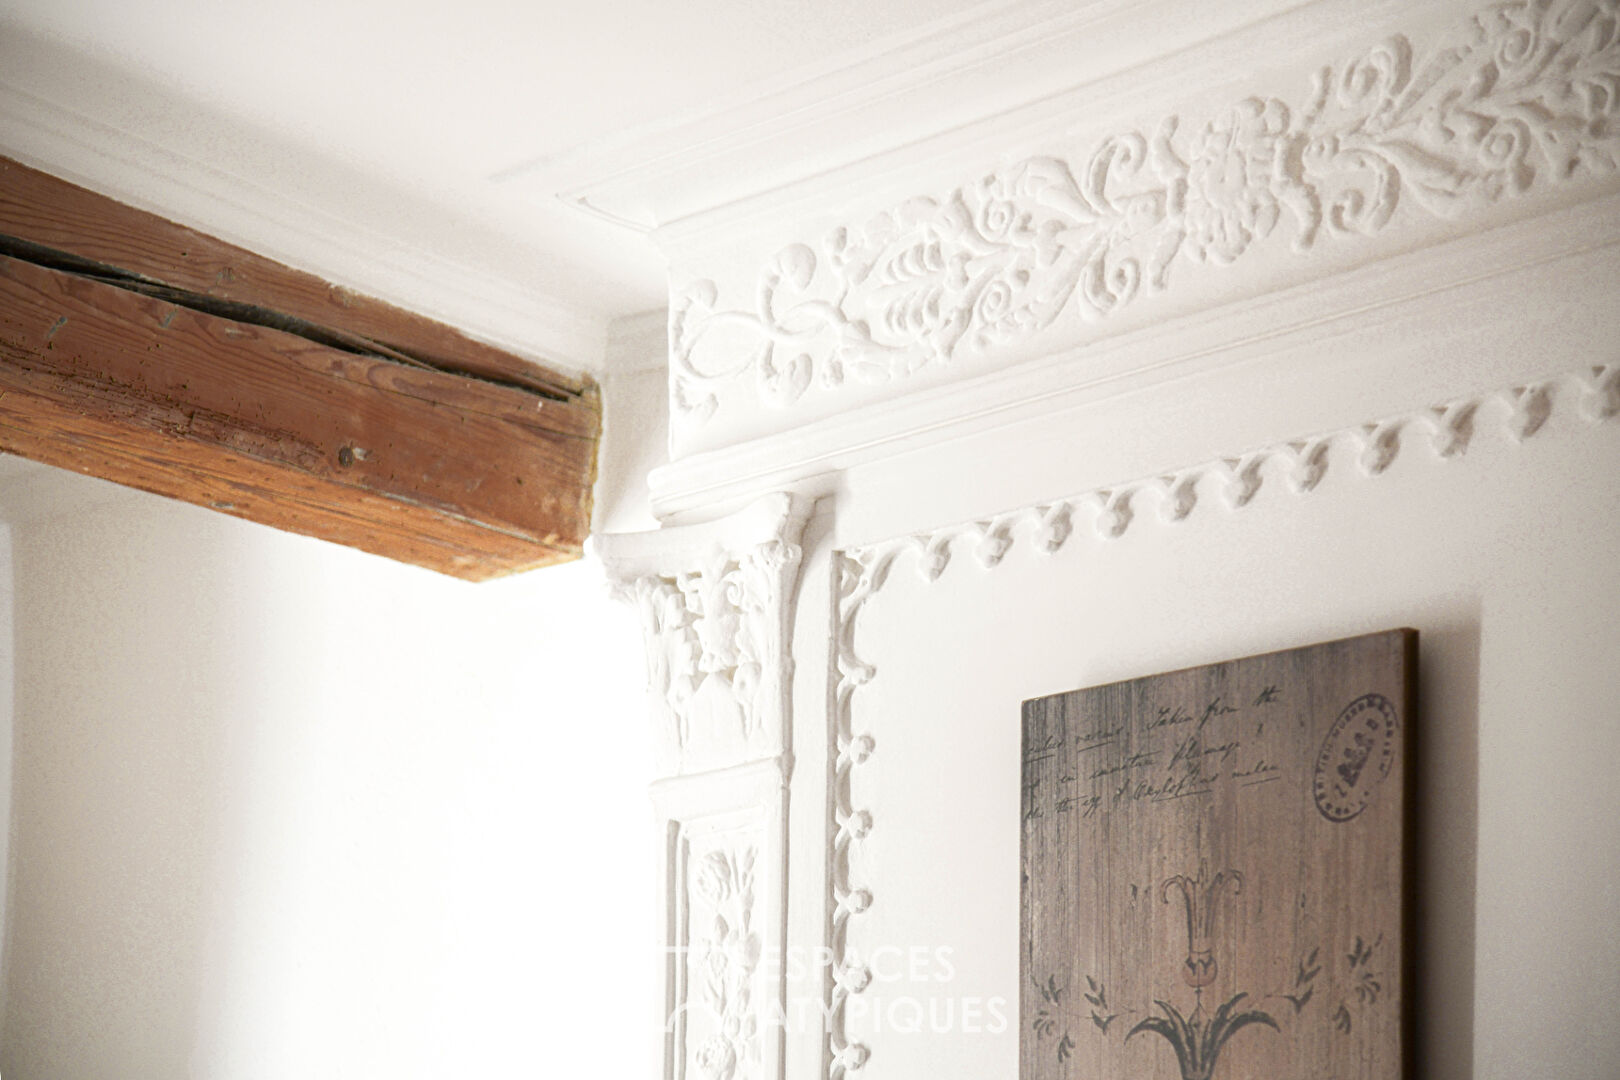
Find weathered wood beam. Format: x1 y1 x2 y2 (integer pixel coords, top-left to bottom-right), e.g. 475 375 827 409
0 158 600 580
0 157 586 397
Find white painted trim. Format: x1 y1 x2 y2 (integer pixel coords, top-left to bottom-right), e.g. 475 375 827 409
649 754 791 821
594 493 809 582
645 0 1419 249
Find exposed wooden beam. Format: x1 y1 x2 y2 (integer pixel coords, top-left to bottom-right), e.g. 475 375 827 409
0 157 586 397
0 157 600 580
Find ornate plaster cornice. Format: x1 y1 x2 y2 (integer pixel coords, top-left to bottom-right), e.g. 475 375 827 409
823 359 1617 1077
673 0 1620 443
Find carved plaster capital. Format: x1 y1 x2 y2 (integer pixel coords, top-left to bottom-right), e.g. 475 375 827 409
597 491 810 778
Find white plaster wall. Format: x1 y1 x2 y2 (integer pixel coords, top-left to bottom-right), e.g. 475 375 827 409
0 470 658 1079
0 523 11 1031
784 384 1620 1080
595 326 671 536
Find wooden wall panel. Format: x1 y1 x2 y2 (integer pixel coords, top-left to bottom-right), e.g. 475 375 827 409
1021 630 1415 1080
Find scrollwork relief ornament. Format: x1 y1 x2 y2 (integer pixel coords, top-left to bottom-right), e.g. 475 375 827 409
673 0 1620 430
825 547 895 1080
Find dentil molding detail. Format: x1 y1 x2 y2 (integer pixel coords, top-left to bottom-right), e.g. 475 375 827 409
673 0 1620 435
822 360 1617 1076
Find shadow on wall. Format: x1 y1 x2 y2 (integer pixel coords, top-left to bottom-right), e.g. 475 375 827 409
1410 610 1481 1077
0 491 255 1077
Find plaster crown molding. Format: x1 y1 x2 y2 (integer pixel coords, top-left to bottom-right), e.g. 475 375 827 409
596 494 810 778
497 0 1170 233
668 0 1620 453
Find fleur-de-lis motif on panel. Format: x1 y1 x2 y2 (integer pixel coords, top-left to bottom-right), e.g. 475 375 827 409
1162 862 1245 988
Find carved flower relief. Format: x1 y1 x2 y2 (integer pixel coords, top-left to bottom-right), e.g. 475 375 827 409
695 849 736 906
688 843 762 1080
695 1036 739 1080
869 233 974 361
955 168 1047 250
694 1010 760 1080
1452 0 1612 195
947 163 1084 349
1466 113 1537 198
1181 97 1301 263
828 172 1065 369
967 274 1024 342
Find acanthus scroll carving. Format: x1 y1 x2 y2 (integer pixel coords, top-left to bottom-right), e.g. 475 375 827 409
673 0 1620 430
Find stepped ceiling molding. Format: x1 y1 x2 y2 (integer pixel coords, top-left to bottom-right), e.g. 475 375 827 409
505 0 1301 233
645 0 1620 465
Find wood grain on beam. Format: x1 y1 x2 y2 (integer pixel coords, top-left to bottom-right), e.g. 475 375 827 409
0 172 600 579
0 157 582 397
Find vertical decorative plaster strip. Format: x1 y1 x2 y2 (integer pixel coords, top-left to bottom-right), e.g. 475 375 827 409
822 362 1617 1076
673 0 1620 429
598 494 810 1080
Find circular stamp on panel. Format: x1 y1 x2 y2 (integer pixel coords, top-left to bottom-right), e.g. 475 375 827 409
1313 693 1399 822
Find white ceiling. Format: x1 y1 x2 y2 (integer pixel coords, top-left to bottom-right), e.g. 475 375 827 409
0 0 1003 371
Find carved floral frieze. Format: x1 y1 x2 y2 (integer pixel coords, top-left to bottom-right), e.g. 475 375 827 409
672 0 1620 437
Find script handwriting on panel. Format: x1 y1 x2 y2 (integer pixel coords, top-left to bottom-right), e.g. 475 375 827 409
1020 630 1414 1080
